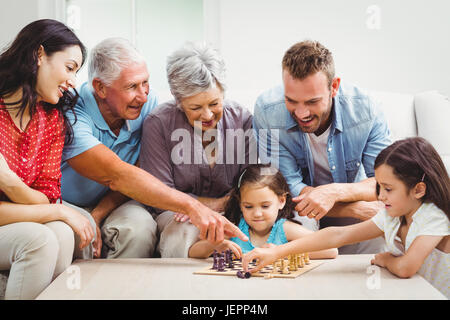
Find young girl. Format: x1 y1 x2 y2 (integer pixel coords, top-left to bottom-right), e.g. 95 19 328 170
243 137 449 298
188 164 338 259
0 19 94 299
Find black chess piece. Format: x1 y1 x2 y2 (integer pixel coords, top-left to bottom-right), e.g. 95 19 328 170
224 250 230 264
212 250 218 270
228 257 234 269
217 255 225 272
236 271 251 279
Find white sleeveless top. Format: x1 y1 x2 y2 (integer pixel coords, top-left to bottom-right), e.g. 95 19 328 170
371 202 449 298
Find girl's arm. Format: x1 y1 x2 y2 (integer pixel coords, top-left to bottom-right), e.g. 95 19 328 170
243 219 384 272
371 235 444 278
283 220 338 259
189 239 242 259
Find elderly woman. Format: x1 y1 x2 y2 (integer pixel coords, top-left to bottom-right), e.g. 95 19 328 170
140 42 255 257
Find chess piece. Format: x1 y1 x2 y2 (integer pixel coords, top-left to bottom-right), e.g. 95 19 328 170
272 261 278 273
282 259 289 274
304 252 310 264
289 255 297 271
228 255 234 269
236 271 252 279
217 255 225 271
276 259 283 270
224 250 230 264
298 254 305 268
212 250 218 269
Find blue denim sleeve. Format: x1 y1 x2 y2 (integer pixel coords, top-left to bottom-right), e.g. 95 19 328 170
252 100 308 197
362 99 392 177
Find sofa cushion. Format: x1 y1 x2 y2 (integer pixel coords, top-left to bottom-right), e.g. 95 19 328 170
0 271 8 299
414 91 450 175
369 91 416 141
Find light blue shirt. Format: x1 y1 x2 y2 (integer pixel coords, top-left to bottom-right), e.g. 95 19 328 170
61 82 158 207
231 218 288 253
253 82 391 197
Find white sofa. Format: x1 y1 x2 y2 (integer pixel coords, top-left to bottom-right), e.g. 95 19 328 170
0 89 448 299
369 90 450 173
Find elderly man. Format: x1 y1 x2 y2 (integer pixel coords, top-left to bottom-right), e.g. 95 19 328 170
61 38 247 259
253 40 391 254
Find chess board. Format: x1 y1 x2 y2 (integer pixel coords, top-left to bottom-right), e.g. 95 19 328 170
194 258 324 278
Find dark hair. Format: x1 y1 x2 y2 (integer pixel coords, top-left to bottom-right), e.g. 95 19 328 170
282 40 335 87
0 19 87 144
374 137 450 218
224 164 297 225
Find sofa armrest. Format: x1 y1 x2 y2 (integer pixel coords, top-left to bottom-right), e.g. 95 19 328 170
414 91 450 174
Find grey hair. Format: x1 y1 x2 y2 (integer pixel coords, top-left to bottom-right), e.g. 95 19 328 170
88 37 145 89
166 42 226 103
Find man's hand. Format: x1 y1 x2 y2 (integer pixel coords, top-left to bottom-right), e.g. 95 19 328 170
292 185 338 220
92 222 103 258
350 201 384 221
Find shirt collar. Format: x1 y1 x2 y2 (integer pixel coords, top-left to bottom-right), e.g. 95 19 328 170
332 96 343 133
79 83 110 131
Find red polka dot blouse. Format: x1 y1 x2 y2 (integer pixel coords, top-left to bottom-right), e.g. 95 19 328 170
0 100 65 203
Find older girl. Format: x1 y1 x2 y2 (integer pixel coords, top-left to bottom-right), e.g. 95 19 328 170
243 137 449 298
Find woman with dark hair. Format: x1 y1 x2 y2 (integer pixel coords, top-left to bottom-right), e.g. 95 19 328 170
0 19 94 299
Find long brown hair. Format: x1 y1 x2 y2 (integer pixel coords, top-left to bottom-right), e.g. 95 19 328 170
0 19 86 144
224 164 296 225
374 137 450 218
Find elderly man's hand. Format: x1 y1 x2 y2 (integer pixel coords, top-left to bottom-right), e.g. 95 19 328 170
293 185 338 221
188 206 248 245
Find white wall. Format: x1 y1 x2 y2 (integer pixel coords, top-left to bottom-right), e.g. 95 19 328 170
1 0 449 111
0 0 39 49
0 0 65 49
135 0 203 102
207 0 450 111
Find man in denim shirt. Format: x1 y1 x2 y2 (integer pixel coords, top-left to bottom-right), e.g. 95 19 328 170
253 40 391 254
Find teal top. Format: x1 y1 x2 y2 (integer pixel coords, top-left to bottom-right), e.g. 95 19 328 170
231 217 288 253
